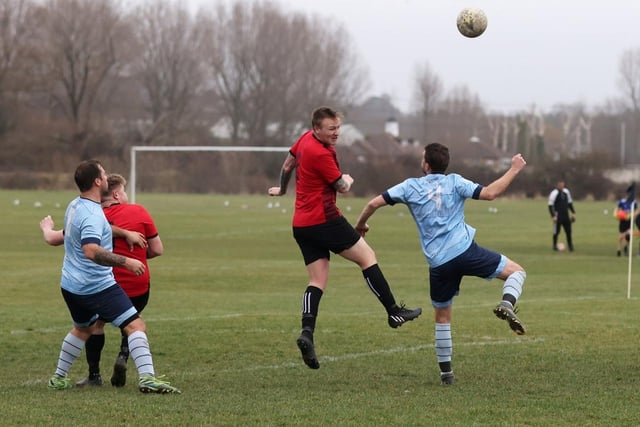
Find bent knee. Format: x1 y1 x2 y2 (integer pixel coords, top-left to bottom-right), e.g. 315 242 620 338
123 318 146 335
502 260 525 277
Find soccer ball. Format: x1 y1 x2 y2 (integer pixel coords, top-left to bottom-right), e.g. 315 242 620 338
556 242 566 251
456 7 488 38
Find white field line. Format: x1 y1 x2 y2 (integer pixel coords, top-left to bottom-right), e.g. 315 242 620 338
22 336 544 385
218 337 546 374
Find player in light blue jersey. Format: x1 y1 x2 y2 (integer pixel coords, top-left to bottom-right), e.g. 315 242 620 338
47 159 180 394
355 143 528 385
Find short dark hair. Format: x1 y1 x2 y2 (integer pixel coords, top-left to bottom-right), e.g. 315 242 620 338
74 160 103 192
424 143 449 173
311 106 342 129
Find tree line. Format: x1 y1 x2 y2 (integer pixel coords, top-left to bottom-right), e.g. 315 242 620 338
0 0 366 179
0 0 638 199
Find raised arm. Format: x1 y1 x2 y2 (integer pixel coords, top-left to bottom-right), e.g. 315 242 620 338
39 215 64 246
268 153 296 196
479 154 526 201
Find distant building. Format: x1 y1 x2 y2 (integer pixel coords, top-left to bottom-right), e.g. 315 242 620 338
385 117 399 138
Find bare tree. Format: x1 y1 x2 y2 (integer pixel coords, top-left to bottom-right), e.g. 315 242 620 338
127 1 205 143
487 114 514 153
199 1 370 146
199 2 253 145
619 48 640 112
440 84 486 143
246 5 369 144
241 1 289 145
0 0 40 141
411 62 443 141
0 0 32 96
618 47 640 163
552 103 592 157
27 0 126 155
293 15 369 115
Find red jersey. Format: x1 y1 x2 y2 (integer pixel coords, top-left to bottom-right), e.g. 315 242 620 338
103 203 158 297
290 130 343 227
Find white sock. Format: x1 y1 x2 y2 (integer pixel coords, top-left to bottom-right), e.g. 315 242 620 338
128 330 155 377
54 333 85 377
503 270 526 302
435 323 452 364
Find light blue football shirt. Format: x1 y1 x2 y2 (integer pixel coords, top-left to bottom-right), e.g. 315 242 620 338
383 173 482 268
61 196 116 295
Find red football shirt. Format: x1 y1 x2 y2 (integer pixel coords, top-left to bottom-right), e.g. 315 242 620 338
103 203 158 297
290 130 343 227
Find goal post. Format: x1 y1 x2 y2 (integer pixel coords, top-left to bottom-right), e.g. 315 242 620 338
129 145 290 203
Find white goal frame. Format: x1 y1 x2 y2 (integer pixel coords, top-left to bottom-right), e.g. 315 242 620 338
129 145 289 203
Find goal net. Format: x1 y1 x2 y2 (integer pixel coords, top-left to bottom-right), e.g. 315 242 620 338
129 145 289 203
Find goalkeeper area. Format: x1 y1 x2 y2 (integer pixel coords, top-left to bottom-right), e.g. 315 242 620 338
2 190 639 425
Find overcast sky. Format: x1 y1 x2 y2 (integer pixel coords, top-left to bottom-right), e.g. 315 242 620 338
188 0 640 114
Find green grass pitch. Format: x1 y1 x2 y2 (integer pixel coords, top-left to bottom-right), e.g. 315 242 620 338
1 190 639 426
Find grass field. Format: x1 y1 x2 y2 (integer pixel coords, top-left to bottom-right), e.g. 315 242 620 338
2 189 640 426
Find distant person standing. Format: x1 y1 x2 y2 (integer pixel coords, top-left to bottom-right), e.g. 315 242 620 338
548 180 576 251
614 186 637 257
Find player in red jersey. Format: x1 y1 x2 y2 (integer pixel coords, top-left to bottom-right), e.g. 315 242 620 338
268 106 422 370
40 173 163 387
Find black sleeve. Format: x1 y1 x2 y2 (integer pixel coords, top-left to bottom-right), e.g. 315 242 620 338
381 191 396 206
472 185 483 200
548 205 555 217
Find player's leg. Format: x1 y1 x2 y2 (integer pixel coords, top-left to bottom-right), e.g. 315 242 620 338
618 221 630 255
434 305 454 385
292 225 330 369
552 221 560 250
458 242 526 334
493 258 526 335
617 232 624 256
76 320 106 387
339 236 422 328
49 326 93 390
428 266 460 384
563 219 574 251
111 291 149 387
120 318 179 394
296 257 329 369
49 289 97 390
100 284 179 393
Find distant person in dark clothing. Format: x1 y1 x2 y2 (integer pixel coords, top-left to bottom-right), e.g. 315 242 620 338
548 180 576 251
614 186 637 257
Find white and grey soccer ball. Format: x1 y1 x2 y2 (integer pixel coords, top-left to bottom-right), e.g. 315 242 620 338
457 7 488 38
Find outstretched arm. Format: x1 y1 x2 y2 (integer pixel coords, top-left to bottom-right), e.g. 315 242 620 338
41 214 147 251
479 154 526 201
354 195 388 237
268 153 296 196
